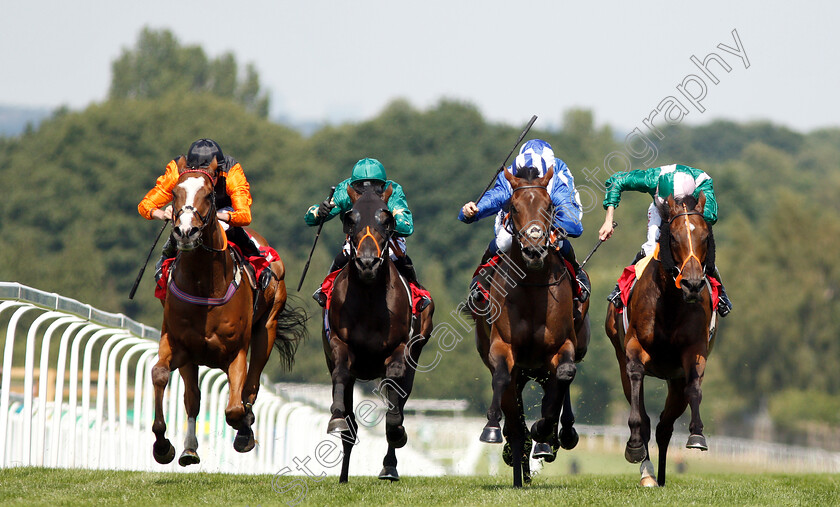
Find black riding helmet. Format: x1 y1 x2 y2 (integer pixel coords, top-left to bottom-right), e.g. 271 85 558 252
186 139 225 169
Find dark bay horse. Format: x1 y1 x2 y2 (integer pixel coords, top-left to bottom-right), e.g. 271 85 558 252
605 193 717 487
323 184 434 483
473 167 588 487
151 156 305 466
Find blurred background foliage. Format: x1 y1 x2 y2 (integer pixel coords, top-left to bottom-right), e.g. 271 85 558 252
2 29 839 447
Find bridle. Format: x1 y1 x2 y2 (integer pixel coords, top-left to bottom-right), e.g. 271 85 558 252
174 168 226 253
667 204 705 289
347 209 394 266
509 184 564 250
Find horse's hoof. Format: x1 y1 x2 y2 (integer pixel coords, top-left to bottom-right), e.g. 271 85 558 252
327 417 350 434
153 440 175 464
686 434 708 450
559 426 579 450
640 459 657 487
624 442 647 463
480 426 503 443
640 476 659 487
378 466 400 481
178 449 200 467
233 430 255 453
532 442 555 461
529 420 553 443
386 426 408 449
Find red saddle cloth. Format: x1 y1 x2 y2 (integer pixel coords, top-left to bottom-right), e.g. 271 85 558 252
471 254 581 300
615 263 720 314
319 269 431 314
154 242 280 302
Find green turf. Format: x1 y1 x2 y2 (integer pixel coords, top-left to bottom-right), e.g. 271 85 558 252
0 468 837 506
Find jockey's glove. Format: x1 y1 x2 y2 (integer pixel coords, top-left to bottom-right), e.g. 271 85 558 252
317 199 334 221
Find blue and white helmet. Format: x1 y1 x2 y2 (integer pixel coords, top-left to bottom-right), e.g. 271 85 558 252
514 139 555 176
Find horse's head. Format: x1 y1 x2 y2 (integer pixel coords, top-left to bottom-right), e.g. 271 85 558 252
345 182 395 283
505 166 555 270
171 156 219 251
659 193 713 303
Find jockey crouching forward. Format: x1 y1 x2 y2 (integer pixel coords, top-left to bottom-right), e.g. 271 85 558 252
306 158 431 312
598 163 733 316
138 138 268 286
459 139 591 302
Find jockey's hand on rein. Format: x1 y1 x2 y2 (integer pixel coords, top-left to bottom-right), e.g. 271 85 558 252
317 198 334 221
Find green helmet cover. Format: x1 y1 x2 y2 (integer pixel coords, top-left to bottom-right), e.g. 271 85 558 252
349 158 387 184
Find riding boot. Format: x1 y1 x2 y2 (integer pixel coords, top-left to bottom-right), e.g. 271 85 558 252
559 242 590 303
607 250 645 309
468 246 496 309
228 227 261 258
709 267 733 317
394 255 431 313
154 236 177 284
312 249 351 308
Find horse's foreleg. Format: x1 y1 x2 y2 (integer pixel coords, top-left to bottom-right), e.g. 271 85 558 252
178 363 201 466
328 341 352 434
225 348 254 453
151 334 176 464
684 351 708 451
652 377 689 487
481 338 513 443
242 310 276 408
554 339 579 450
383 343 412 449
624 336 651 464
339 378 356 483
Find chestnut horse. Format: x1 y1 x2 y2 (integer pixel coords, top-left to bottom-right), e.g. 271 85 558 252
323 184 434 483
605 193 717 487
473 167 588 487
151 156 305 466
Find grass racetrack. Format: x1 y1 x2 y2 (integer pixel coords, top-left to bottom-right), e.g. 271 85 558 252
0 468 837 506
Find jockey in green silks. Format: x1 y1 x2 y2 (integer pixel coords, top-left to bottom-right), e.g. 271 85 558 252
598 163 732 317
304 157 429 310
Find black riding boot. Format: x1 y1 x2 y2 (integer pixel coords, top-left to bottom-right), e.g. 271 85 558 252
312 249 350 308
227 227 261 258
709 267 733 317
559 243 590 303
607 250 647 309
154 236 177 283
394 255 431 312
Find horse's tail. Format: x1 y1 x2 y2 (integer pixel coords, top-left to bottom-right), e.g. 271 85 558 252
273 295 309 371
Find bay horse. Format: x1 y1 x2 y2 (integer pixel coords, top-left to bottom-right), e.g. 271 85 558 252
151 156 305 466
472 167 588 487
605 193 717 487
323 183 434 483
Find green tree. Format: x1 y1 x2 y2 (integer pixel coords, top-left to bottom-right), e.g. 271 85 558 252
109 27 270 117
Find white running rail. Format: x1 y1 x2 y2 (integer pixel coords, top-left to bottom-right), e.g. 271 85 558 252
0 282 443 477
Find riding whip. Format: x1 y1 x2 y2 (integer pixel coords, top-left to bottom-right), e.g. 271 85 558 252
297 186 336 292
475 115 538 203
128 219 170 300
580 222 618 270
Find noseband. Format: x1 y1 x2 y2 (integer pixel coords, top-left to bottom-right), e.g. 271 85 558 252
668 205 704 289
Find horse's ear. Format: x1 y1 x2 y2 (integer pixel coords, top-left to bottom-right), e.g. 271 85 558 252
538 167 554 187
504 168 517 187
696 191 706 213
176 156 187 171
347 184 361 204
382 182 394 203
666 195 679 215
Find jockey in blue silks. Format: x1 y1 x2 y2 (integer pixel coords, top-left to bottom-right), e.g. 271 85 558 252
459 139 591 301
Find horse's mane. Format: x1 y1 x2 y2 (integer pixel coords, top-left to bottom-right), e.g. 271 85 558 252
657 194 715 276
514 166 541 182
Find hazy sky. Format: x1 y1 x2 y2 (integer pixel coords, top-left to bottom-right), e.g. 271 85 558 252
2 0 838 132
